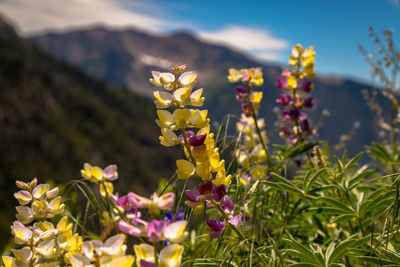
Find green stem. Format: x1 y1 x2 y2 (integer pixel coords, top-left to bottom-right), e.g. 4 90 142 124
215 203 269 267
251 111 274 168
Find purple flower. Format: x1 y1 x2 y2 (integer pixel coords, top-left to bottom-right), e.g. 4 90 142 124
282 109 300 122
276 94 292 106
280 126 291 137
189 134 207 146
197 181 213 195
300 81 313 93
165 208 185 223
212 185 226 202
140 260 157 267
104 165 118 181
236 86 248 102
206 220 225 238
117 195 129 209
241 103 254 116
303 97 314 108
220 196 234 213
300 119 310 132
290 135 299 145
184 190 201 202
228 212 243 228
118 220 143 236
147 220 167 242
179 131 195 144
276 76 287 89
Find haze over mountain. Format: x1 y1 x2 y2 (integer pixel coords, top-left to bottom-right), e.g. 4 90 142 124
0 18 181 247
30 26 382 153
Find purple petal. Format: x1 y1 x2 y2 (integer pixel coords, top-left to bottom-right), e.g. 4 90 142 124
197 181 213 195
209 230 224 239
185 190 200 202
212 185 226 202
117 195 129 208
228 212 243 227
189 134 207 146
118 220 142 236
104 165 118 180
276 76 287 89
241 103 253 116
140 260 157 267
206 220 225 232
220 196 234 213
303 97 314 108
276 94 291 106
300 81 313 93
147 220 167 242
236 86 247 94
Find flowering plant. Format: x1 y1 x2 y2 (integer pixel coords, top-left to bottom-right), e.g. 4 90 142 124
2 43 400 267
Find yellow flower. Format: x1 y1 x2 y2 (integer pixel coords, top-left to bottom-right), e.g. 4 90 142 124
286 76 297 90
154 91 173 109
176 160 195 179
159 244 184 267
227 68 243 83
134 244 155 267
81 163 104 183
178 71 197 87
162 221 188 243
159 128 180 147
11 221 32 245
100 181 114 197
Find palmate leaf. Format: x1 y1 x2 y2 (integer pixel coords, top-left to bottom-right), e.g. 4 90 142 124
318 197 354 214
327 235 370 264
366 142 394 164
286 143 318 159
356 256 399 266
269 173 304 194
288 263 320 267
304 169 327 193
283 238 317 265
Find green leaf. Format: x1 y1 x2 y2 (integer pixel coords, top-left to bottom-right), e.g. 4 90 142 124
319 197 354 213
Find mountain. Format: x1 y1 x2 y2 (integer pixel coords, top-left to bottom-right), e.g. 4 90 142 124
0 19 181 247
29 27 383 154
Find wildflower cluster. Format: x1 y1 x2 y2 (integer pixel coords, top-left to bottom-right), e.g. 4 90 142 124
3 179 81 266
228 67 271 182
276 44 316 146
81 163 187 267
150 65 231 185
5 39 400 267
185 181 242 238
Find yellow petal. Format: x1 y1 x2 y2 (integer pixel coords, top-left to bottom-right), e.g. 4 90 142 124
159 244 184 267
178 71 197 86
134 244 155 267
156 110 175 129
190 88 205 107
173 87 192 103
160 128 180 147
154 91 173 109
108 255 135 267
173 109 191 129
286 76 297 90
250 91 263 104
100 182 114 197
176 160 195 180
14 190 32 206
163 221 188 243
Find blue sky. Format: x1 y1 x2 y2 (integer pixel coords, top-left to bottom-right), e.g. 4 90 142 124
0 0 399 83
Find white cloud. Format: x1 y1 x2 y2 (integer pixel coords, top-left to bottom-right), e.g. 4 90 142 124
0 0 171 35
197 26 289 62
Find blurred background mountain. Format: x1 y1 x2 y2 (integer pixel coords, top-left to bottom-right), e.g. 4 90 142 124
0 15 386 247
